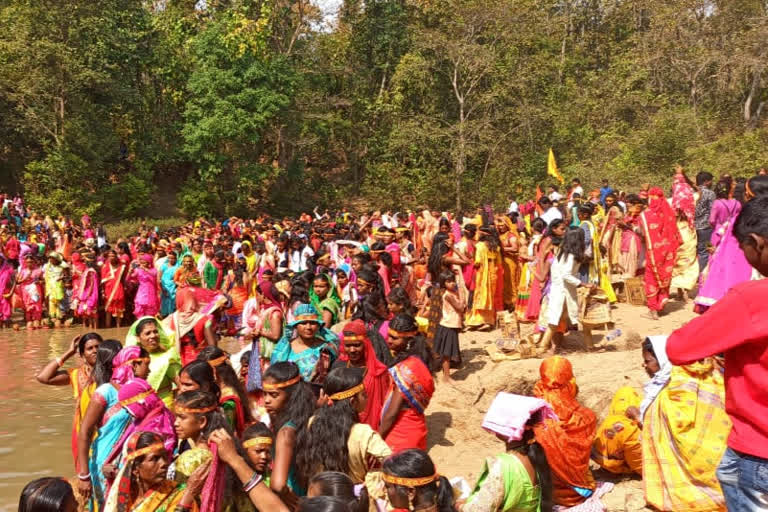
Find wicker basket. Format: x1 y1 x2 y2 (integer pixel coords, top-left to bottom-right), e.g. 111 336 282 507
578 288 612 325
624 277 646 306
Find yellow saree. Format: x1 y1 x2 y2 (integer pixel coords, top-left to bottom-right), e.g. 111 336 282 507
670 219 698 291
466 241 500 326
591 386 642 475
642 360 730 511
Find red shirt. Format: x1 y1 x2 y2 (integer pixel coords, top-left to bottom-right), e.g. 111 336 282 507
667 279 768 459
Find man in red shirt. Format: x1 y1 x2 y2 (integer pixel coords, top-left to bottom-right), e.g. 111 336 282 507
667 196 768 511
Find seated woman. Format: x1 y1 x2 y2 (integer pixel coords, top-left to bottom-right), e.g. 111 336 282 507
196 346 253 435
382 449 456 512
126 316 181 407
591 336 672 476
102 432 208 512
642 356 731 511
297 367 391 489
379 355 435 453
332 319 391 430
463 392 555 512
270 303 339 391
531 356 597 508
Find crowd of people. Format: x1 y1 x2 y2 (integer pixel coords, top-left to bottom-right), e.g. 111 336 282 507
8 169 768 512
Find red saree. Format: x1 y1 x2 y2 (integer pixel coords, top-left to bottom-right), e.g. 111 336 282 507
640 188 681 312
381 356 435 453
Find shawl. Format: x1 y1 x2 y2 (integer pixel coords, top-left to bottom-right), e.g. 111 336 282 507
105 378 177 466
532 356 597 507
671 174 696 228
126 317 180 406
482 392 557 442
309 273 342 323
639 335 672 419
111 346 143 386
339 319 390 430
382 356 435 417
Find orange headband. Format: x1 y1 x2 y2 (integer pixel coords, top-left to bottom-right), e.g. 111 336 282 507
262 375 300 391
126 443 165 462
243 437 273 449
174 404 218 415
746 180 754 199
342 334 365 341
120 390 153 407
329 382 365 401
357 278 372 286
389 328 418 338
208 355 229 367
293 314 320 323
382 472 439 487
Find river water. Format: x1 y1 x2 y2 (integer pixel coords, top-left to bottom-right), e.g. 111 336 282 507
0 327 127 512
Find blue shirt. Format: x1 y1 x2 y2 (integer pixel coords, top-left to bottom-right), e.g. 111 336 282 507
599 186 614 205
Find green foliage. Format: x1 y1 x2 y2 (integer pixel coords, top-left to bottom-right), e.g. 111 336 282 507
5 0 768 218
105 217 188 241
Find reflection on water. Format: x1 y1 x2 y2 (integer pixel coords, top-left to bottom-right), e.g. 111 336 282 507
0 327 127 512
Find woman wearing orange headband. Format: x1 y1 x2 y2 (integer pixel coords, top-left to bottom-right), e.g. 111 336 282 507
382 449 456 512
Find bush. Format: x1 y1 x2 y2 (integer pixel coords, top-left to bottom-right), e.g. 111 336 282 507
105 217 188 241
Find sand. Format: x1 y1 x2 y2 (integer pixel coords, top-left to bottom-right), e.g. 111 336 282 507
425 298 696 511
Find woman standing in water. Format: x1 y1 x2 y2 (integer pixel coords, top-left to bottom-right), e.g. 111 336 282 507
36 333 103 472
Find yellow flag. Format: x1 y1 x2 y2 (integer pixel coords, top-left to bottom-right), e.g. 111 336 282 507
547 148 564 184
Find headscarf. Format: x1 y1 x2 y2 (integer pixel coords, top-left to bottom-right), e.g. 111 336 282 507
532 356 597 505
671 174 695 228
643 188 682 288
141 253 154 265
172 287 204 340
125 317 180 405
105 379 176 465
482 392 558 442
309 273 342 324
110 346 145 386
259 279 283 311
339 319 390 430
639 335 673 419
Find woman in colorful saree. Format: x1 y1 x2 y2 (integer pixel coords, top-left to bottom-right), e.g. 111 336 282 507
0 253 14 326
126 317 181 407
17 253 43 329
639 187 681 320
77 345 151 510
270 303 339 389
591 336 672 477
102 378 177 477
74 253 100 328
462 392 555 512
495 215 520 311
598 193 624 280
669 169 699 302
333 319 390 430
102 432 208 512
694 179 753 313
159 251 179 317
43 251 66 327
466 226 502 331
174 254 201 289
309 273 342 328
642 357 731 511
36 332 102 472
130 254 160 318
101 249 127 328
531 356 597 508
162 287 219 366
378 355 435 453
196 346 253 435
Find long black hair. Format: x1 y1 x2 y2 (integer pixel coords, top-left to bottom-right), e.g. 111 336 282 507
382 449 456 512
92 339 122 386
514 427 553 512
308 472 368 512
196 346 253 424
78 332 103 357
370 241 393 269
298 496 353 512
18 477 75 512
180 360 221 399
296 368 364 485
558 228 586 262
387 287 416 317
478 225 500 252
263 362 315 433
427 233 451 280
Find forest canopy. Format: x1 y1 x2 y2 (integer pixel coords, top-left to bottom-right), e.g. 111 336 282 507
1 0 768 218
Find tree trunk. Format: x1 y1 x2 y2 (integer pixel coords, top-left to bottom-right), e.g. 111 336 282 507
455 103 466 212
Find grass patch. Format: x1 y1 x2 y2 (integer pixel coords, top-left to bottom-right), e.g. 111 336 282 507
105 217 188 241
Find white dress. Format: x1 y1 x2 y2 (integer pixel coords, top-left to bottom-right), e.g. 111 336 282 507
546 253 581 326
